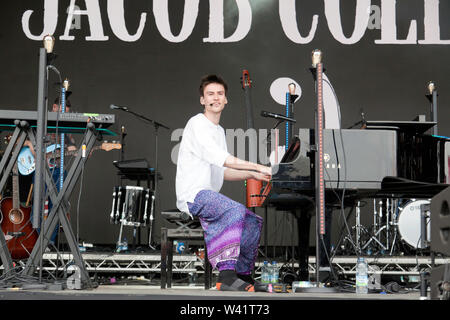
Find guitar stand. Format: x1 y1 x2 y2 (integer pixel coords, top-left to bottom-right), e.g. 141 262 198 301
0 120 29 274
0 119 98 289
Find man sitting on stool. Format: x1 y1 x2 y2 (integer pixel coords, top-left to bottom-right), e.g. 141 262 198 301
176 75 271 292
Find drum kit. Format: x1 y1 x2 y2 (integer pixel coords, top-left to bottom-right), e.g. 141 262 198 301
110 186 154 227
338 198 431 256
109 186 155 251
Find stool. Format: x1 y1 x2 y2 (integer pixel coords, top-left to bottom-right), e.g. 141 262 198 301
160 209 212 289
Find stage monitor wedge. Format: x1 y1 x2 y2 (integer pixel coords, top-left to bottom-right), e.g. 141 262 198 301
430 186 450 256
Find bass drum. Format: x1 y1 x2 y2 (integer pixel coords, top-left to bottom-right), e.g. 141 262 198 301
397 199 430 249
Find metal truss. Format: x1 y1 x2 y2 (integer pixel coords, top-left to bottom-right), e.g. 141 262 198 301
35 252 203 274
3 252 449 278
306 256 450 277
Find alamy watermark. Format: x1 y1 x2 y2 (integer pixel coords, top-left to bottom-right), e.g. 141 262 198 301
171 128 284 171
367 5 381 30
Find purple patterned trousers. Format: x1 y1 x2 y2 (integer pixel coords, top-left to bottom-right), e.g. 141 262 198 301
187 190 263 274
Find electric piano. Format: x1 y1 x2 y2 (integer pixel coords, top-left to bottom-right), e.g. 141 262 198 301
0 109 115 127
0 109 116 135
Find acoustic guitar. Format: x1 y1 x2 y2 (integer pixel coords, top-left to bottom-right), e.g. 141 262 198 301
0 163 38 259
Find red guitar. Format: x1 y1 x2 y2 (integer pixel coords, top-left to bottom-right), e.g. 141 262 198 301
0 163 38 259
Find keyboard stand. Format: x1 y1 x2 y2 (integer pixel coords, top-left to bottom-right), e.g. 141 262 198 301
0 119 99 289
22 124 98 288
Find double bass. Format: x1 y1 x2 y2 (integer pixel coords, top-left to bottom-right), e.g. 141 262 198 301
241 70 271 208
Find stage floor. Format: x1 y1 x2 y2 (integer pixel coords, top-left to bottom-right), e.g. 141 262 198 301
0 284 422 300
1 285 430 319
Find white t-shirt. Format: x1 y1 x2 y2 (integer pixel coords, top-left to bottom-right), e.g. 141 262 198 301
176 113 230 214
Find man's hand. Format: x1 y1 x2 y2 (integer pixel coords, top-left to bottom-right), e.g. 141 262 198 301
223 155 272 181
255 164 272 177
251 171 271 182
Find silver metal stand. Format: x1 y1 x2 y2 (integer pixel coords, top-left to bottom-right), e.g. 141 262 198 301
23 126 98 289
111 107 169 250
355 201 362 254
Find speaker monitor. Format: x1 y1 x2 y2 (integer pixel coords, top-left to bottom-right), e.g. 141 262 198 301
430 186 450 256
430 264 450 300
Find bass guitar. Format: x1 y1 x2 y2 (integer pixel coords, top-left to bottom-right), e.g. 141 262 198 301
17 141 122 175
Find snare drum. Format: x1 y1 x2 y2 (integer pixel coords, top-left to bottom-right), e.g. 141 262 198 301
110 186 154 227
397 199 430 249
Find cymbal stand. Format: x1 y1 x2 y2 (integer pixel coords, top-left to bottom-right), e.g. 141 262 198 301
355 201 362 255
388 199 401 255
385 198 400 253
361 199 389 255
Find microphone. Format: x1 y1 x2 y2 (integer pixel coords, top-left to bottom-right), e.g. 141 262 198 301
110 104 128 111
261 111 296 123
360 109 367 128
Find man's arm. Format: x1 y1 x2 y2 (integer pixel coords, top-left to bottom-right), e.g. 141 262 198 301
224 155 272 176
224 168 252 181
66 134 77 151
23 140 36 156
224 168 270 182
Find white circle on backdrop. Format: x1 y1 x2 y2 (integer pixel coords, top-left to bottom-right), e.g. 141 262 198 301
269 77 302 105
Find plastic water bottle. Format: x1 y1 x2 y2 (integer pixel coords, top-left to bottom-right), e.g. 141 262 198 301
270 261 279 284
116 238 128 252
355 257 369 294
261 261 270 283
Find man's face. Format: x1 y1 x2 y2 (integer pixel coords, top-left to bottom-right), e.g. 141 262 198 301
200 83 227 114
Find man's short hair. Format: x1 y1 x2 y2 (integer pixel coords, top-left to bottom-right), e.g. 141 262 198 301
199 74 228 97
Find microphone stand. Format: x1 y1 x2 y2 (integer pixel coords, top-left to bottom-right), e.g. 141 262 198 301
347 112 367 129
114 107 170 250
120 126 127 162
118 126 127 187
288 93 298 147
264 119 284 150
426 89 438 136
296 64 338 293
35 48 50 284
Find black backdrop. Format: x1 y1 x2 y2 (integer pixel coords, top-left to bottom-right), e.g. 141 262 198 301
0 0 449 247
